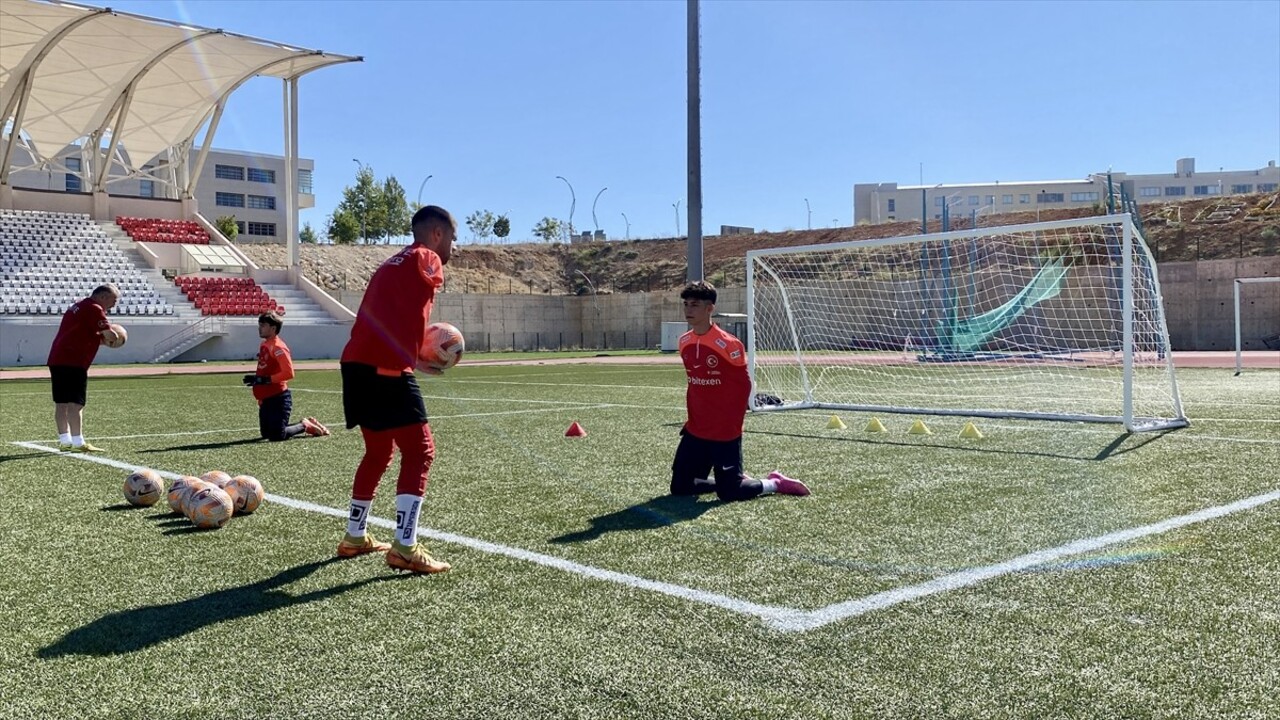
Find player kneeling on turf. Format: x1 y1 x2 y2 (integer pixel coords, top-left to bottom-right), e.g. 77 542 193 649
243 311 329 442
671 281 809 501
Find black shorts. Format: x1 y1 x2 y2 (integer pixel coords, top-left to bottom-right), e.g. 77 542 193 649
259 389 294 441
49 365 89 406
671 428 746 488
341 362 428 431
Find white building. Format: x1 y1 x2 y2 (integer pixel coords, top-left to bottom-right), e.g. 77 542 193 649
6 145 314 242
854 158 1280 225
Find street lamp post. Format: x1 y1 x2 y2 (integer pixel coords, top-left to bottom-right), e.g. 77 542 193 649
673 200 682 236
805 198 811 230
621 212 631 240
555 176 576 241
592 187 607 235
352 158 366 242
416 174 433 207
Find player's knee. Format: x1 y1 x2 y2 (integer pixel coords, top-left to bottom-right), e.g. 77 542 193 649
670 477 698 496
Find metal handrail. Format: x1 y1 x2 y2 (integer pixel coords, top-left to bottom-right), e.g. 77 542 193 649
151 315 225 361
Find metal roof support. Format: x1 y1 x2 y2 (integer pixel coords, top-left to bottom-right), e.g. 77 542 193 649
0 7 113 185
184 102 226 200
284 76 300 269
171 53 324 201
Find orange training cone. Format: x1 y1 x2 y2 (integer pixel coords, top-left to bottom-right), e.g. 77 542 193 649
565 421 587 437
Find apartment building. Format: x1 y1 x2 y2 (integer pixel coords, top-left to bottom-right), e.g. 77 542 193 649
854 157 1280 225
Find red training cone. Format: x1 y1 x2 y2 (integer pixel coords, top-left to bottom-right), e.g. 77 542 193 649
565 421 587 437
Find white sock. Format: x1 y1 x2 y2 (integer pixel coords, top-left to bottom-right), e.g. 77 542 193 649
346 499 372 537
761 477 778 495
394 494 423 547
58 433 71 445
71 434 84 447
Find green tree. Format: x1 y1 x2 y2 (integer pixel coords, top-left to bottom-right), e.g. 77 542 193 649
532 216 561 243
493 214 511 241
326 210 359 245
214 215 238 241
466 210 497 243
336 165 382 243
299 222 318 244
379 176 411 242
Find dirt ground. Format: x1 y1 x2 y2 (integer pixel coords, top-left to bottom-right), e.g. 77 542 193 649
236 193 1279 296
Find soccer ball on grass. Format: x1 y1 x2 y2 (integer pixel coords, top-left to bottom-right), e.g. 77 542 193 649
123 469 163 506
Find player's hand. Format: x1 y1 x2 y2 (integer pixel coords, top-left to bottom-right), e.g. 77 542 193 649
242 374 259 386
415 361 444 376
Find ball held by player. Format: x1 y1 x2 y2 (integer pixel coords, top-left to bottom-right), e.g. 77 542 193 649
418 322 464 373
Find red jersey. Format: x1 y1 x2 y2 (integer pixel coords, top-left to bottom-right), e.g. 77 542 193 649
679 323 751 441
253 335 294 403
341 244 445 373
47 298 110 369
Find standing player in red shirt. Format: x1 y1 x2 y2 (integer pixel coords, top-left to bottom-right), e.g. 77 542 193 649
336 205 456 574
241 311 329 441
672 281 810 501
46 283 122 452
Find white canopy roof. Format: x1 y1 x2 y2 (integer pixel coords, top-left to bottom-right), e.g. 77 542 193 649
1 0 360 171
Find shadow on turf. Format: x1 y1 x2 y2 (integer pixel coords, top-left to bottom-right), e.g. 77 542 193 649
550 494 718 543
139 437 263 453
36 557 409 658
744 428 1175 462
0 451 52 464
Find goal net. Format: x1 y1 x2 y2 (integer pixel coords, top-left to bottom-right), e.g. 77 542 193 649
747 214 1187 431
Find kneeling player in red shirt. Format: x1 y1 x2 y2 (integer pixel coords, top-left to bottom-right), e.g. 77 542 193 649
242 311 329 441
335 205 457 574
672 281 810 501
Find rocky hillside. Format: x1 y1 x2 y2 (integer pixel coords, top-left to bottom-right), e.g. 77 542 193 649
237 193 1279 296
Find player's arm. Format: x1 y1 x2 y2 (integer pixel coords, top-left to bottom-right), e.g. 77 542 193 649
269 346 295 384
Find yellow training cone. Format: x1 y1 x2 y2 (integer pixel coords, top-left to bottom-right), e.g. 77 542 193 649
959 421 984 440
908 419 932 435
826 415 847 430
864 417 887 433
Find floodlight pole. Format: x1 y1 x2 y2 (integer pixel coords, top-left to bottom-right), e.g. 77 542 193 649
416 174 433 207
621 212 631 239
686 0 704 281
556 175 575 240
805 198 811 229
592 187 607 234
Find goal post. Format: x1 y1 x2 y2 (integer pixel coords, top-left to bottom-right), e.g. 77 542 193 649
746 213 1188 432
1234 276 1280 376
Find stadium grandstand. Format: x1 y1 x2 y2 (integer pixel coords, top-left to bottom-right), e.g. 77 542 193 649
0 0 360 366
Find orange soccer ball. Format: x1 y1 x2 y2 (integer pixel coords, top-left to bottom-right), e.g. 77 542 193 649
419 322 464 372
187 486 234 529
123 469 163 507
225 475 265 514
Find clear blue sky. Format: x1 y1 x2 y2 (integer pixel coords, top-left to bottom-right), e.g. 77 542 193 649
107 0 1279 240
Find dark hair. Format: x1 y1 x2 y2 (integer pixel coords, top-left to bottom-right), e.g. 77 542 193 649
680 280 717 304
411 205 454 233
258 311 284 332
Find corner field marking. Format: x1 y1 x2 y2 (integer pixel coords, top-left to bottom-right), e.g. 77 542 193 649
14 441 1279 634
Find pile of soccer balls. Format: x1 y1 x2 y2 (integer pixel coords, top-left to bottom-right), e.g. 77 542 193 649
123 468 265 529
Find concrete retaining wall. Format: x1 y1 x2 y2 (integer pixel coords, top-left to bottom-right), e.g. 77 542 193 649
3 257 1276 366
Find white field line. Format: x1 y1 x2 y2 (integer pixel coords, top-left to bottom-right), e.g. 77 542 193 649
770 487 1280 632
13 439 1280 633
10 441 793 627
15 404 618 444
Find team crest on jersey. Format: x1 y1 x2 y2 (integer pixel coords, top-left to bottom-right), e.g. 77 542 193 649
715 338 728 349
706 355 719 368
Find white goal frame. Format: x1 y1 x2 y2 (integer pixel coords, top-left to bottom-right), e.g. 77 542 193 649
1234 276 1280 375
745 213 1188 432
